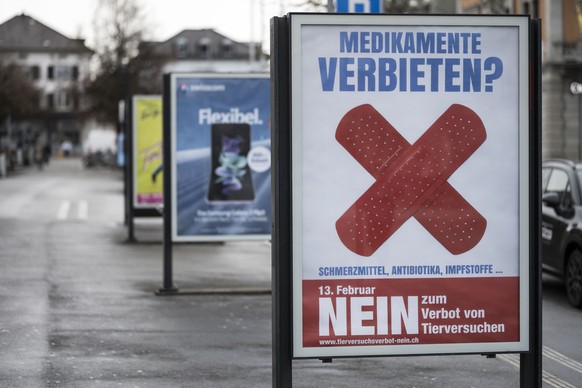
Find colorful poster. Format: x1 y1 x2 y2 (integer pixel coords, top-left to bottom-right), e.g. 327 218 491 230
290 14 530 358
133 95 163 208
170 74 271 242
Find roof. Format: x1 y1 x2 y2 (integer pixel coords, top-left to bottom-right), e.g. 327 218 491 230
138 29 255 60
0 13 93 54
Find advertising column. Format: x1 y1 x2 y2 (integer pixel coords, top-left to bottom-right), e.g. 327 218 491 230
290 14 530 358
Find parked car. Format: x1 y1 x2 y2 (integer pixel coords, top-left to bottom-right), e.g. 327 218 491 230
542 159 582 308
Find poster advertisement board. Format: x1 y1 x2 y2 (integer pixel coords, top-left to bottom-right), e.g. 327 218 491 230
133 95 164 208
169 74 271 242
290 14 530 358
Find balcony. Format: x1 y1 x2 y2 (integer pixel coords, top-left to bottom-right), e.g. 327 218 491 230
546 41 582 65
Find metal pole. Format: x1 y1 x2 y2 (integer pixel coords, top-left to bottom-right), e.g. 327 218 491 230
568 83 582 159
271 15 293 388
126 94 136 242
579 94 582 161
520 18 542 388
157 74 178 295
327 0 334 13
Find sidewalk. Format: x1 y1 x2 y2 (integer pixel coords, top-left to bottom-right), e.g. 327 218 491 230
0 158 521 387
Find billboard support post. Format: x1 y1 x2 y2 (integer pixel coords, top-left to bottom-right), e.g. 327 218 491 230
158 74 178 295
520 18 542 388
126 97 136 242
271 15 293 388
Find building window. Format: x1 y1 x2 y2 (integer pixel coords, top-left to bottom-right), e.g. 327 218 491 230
222 39 233 57
46 91 72 111
19 65 40 81
54 66 72 80
47 65 76 81
175 37 188 58
31 66 40 80
55 91 71 109
73 93 80 109
198 37 211 57
33 94 41 109
47 93 54 109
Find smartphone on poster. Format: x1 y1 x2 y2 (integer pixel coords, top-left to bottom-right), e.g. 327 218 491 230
207 123 255 202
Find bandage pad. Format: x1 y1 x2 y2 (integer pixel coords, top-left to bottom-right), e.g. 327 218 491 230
335 104 487 255
335 104 486 257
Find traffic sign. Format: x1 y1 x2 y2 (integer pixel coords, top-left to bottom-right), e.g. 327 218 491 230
336 0 382 13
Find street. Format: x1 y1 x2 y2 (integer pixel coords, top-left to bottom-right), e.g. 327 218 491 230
0 158 580 387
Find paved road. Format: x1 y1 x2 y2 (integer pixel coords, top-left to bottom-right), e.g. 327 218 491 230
0 158 579 387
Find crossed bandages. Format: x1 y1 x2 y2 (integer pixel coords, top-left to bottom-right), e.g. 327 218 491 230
335 104 487 257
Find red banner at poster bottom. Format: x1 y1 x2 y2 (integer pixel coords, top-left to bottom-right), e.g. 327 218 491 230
303 277 519 347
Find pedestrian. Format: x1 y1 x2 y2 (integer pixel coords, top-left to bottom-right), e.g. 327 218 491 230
61 140 72 157
43 143 52 165
34 138 44 170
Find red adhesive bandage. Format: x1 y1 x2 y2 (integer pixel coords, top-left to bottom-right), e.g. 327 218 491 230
335 104 487 257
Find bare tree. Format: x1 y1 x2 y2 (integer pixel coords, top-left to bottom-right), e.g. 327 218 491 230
0 61 40 121
293 0 327 11
92 0 147 67
85 0 150 126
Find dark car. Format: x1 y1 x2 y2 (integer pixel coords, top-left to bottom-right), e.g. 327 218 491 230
542 159 582 308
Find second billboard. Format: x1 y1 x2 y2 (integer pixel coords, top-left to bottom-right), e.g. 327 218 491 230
168 74 271 242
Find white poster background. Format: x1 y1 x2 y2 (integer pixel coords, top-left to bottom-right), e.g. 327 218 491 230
291 14 530 357
300 25 519 278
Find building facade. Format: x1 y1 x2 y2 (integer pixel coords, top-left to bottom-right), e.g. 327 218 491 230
458 0 582 161
535 0 582 160
0 13 93 160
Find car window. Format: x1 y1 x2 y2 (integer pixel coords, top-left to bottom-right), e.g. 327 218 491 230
562 182 573 209
542 167 552 191
546 169 569 193
576 171 582 194
546 168 573 212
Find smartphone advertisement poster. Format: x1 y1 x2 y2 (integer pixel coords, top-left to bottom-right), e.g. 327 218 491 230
169 74 271 242
290 14 530 358
133 95 164 208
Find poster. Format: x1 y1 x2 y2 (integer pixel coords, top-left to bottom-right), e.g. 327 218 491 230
170 74 271 242
133 95 163 208
290 14 530 358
